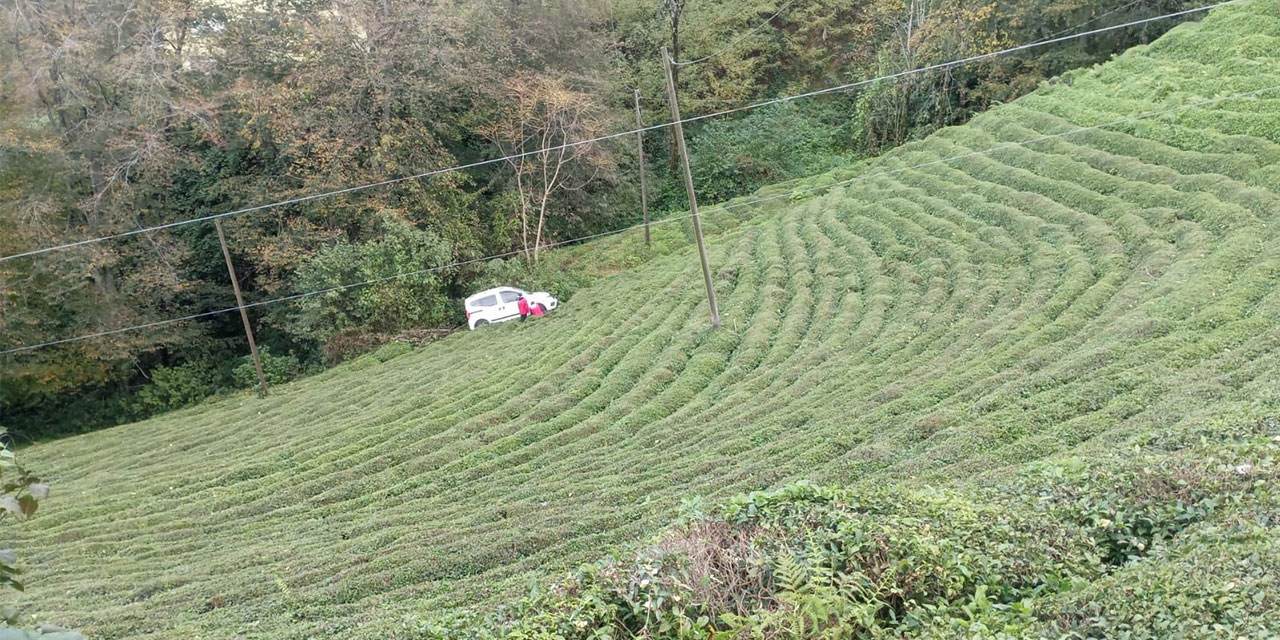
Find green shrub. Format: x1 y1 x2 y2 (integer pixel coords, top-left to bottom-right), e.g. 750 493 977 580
685 102 848 207
415 482 1101 640
284 213 455 343
1016 426 1278 566
1039 528 1280 640
129 362 223 415
232 348 304 388
415 423 1280 640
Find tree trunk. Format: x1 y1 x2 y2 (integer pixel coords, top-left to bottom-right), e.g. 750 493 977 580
515 171 531 260
668 15 681 177
533 191 550 263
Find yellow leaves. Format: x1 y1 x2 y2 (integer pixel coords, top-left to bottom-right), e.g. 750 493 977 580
0 127 61 153
964 2 998 23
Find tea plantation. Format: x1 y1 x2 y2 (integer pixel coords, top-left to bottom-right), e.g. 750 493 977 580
11 1 1280 637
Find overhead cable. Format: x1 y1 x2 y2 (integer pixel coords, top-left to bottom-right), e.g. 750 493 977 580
5 81 1274 356
1034 0 1148 44
672 0 803 66
0 0 1247 263
0 215 694 356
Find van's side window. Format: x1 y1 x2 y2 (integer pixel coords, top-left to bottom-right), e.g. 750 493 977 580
474 295 498 307
499 291 522 303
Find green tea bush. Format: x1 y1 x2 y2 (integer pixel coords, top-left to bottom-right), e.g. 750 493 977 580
348 341 414 371
1017 424 1280 566
1030 425 1280 639
370 341 412 363
1040 530 1280 640
417 425 1280 639
416 482 1102 640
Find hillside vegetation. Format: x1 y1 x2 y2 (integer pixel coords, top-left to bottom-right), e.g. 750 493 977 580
6 0 1191 438
11 1 1280 637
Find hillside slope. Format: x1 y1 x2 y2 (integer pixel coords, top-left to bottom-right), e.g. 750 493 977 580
12 1 1280 637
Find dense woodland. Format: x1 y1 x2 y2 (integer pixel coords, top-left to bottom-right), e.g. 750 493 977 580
0 0 1203 438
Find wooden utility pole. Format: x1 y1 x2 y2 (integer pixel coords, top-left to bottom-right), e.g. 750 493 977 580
633 89 651 246
661 46 721 329
214 219 269 396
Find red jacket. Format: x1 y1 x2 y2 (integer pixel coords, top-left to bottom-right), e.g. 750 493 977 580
517 297 530 316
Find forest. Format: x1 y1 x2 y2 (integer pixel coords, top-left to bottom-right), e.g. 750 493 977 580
0 0 1205 438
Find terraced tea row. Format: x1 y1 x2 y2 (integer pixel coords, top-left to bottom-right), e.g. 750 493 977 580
12 2 1280 638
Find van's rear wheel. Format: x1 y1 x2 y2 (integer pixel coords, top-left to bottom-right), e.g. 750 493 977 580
474 320 489 328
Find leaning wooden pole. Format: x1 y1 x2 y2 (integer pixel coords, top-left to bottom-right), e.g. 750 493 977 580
661 47 721 328
634 89 651 246
214 219 269 396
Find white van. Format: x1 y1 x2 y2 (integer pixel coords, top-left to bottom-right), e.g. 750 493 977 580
464 286 559 330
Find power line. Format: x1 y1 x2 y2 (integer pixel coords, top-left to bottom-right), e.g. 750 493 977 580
0 0 1247 264
673 0 802 66
675 0 1247 120
677 0 1182 108
703 83 1280 215
1034 0 1147 44
5 81 1274 357
0 215 695 356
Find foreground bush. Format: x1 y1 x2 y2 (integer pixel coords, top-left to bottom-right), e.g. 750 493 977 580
414 425 1280 640
416 483 1097 639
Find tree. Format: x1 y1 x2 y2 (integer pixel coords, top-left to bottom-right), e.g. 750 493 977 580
282 213 455 344
211 0 501 288
659 0 686 175
482 74 615 263
0 0 216 420
860 0 1006 151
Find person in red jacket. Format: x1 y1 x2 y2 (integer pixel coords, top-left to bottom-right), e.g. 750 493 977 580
517 294 531 321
